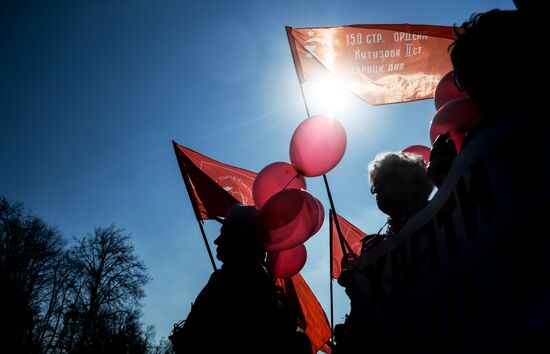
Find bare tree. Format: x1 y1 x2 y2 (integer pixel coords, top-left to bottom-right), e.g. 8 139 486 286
151 337 175 354
0 197 65 353
1 198 157 353
38 251 76 353
66 225 151 353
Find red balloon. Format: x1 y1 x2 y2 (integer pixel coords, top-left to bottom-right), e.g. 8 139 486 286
290 115 347 177
259 189 319 251
401 145 431 165
311 198 325 236
434 71 468 110
429 97 482 152
266 244 307 279
252 162 306 210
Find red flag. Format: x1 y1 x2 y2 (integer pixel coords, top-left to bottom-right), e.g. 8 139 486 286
173 142 257 220
174 143 332 350
286 24 455 105
276 274 332 354
330 212 366 279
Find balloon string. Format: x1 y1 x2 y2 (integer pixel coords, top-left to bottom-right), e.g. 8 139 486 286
281 174 301 192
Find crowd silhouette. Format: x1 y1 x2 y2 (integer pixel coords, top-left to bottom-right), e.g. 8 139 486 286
332 4 549 354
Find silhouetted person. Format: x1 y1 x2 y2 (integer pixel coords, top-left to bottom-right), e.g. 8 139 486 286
333 151 434 261
450 9 532 114
169 203 310 354
340 151 433 274
334 152 434 353
428 9 534 188
366 151 433 240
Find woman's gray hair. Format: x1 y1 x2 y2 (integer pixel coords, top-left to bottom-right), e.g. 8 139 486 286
368 151 434 200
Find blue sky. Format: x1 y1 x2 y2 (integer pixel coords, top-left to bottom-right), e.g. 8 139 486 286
0 0 513 344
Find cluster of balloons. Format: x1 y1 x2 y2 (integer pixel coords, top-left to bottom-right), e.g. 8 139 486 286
400 71 482 165
430 71 481 152
253 115 347 278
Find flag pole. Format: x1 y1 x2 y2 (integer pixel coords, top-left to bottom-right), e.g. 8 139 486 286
296 70 346 341
173 141 218 272
286 29 348 256
287 28 348 343
197 220 218 271
329 210 335 343
298 76 346 344
323 176 348 260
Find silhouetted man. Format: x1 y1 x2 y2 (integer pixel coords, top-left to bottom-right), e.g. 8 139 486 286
170 203 310 354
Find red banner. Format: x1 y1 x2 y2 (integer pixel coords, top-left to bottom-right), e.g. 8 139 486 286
330 212 366 279
287 24 454 105
173 142 256 220
276 274 332 353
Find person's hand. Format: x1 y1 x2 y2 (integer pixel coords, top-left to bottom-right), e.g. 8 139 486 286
341 252 356 269
337 253 357 288
427 132 457 188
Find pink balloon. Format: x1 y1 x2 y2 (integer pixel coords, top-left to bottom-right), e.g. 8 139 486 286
401 145 431 165
266 244 307 279
252 162 306 210
434 71 468 110
290 115 347 177
259 189 319 251
311 198 325 236
429 97 482 152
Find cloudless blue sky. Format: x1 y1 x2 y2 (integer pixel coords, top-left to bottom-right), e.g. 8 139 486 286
1 0 513 345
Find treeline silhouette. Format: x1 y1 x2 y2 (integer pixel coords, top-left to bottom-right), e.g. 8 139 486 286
0 197 174 354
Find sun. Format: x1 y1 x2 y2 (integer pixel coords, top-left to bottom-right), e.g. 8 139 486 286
302 75 350 118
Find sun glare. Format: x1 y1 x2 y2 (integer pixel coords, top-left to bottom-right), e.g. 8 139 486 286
303 76 350 118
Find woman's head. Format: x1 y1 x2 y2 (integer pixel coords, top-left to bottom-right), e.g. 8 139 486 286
368 152 434 217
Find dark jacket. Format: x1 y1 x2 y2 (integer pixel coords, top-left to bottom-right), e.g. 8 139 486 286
171 262 307 354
